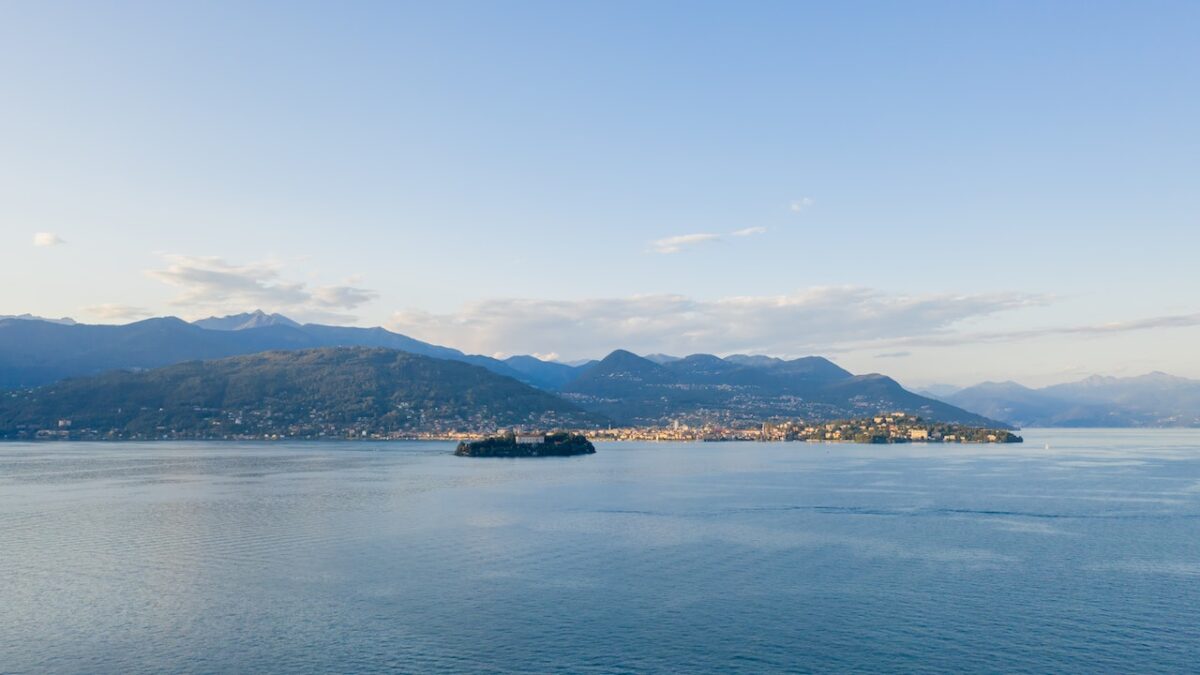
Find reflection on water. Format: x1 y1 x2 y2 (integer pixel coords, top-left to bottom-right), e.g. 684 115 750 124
2 429 1200 672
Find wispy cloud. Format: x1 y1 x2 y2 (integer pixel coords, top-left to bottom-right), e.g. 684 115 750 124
33 232 65 247
790 197 814 212
83 304 151 322
311 285 378 309
731 226 767 237
389 286 1042 360
651 226 768 253
650 233 721 254
146 254 378 322
875 351 912 359
870 311 1200 350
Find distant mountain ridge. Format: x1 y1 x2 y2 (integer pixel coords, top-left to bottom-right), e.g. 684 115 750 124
945 373 1200 427
0 312 563 390
0 311 1008 428
193 310 300 331
501 355 583 390
0 314 76 325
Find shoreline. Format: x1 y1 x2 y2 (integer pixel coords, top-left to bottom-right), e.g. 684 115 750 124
1 435 1024 444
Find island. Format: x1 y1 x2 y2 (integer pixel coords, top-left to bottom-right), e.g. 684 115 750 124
454 431 596 457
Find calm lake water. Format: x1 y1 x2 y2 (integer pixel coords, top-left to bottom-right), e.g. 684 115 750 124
3 430 1200 673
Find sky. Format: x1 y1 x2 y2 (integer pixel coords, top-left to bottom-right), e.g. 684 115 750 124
2 1 1198 388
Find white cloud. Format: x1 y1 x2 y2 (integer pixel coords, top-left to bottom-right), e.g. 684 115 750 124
731 226 767 237
33 232 65 247
389 287 1043 360
146 254 378 322
651 226 770 253
83 304 151 322
650 233 721 254
790 197 814 212
876 311 1200 349
311 285 378 309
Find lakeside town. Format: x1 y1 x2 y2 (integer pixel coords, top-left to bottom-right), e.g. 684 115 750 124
357 412 1022 444
24 412 1021 443
583 413 1023 443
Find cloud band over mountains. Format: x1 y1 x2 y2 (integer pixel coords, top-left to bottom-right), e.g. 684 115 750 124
389 287 1044 359
132 254 1197 370
874 311 1200 349
147 255 377 322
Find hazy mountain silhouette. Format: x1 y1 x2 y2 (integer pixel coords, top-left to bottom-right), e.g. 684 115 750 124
193 310 300 331
0 314 558 389
946 373 1200 427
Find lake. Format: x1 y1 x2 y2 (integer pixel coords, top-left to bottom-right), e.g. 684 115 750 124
3 429 1199 673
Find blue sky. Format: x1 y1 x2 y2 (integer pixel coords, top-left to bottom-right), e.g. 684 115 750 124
2 1 1198 386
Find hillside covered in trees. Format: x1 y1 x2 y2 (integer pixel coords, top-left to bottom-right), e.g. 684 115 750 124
0 347 605 440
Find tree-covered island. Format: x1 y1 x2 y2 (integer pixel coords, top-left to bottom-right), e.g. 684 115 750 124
455 431 597 457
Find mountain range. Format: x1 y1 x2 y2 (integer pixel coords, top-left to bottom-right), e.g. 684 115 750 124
0 310 560 389
940 372 1200 427
5 310 1197 429
0 310 1002 431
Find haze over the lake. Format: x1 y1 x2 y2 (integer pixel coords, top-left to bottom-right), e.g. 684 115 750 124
2 2 1198 387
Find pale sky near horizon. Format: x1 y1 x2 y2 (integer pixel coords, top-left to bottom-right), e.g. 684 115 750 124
2 1 1198 388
